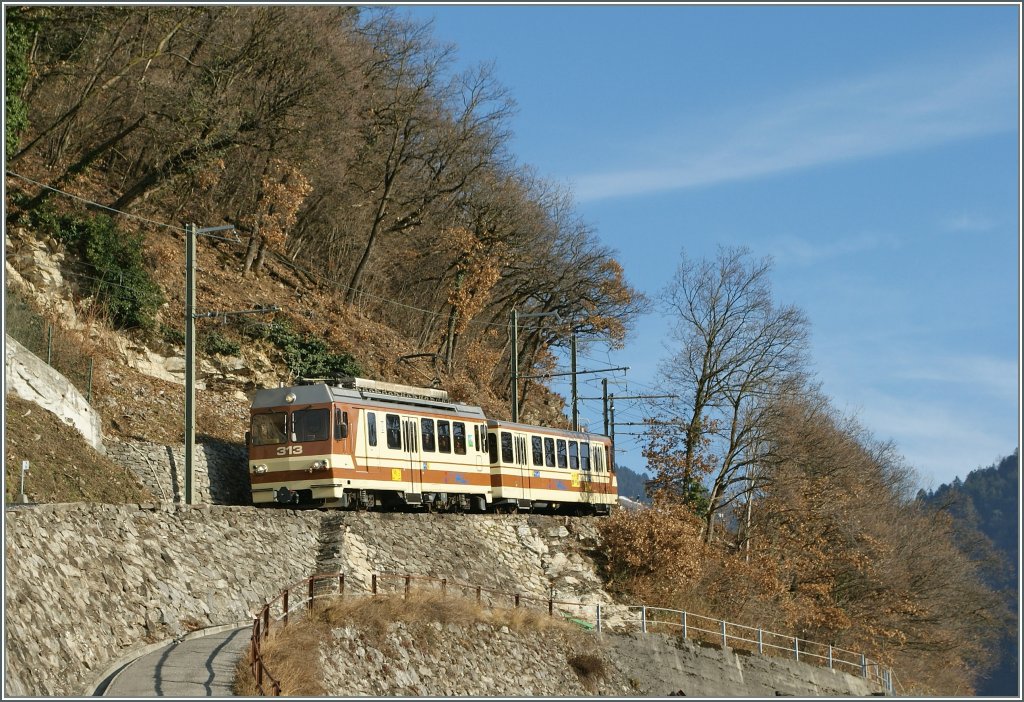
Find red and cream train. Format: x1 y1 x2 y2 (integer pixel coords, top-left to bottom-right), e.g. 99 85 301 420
246 377 617 515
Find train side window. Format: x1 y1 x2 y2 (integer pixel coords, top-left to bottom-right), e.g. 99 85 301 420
421 418 436 452
437 420 452 453
367 412 377 446
556 439 567 469
501 431 514 464
543 437 555 467
453 422 466 455
594 446 603 472
569 441 579 469
581 442 590 471
385 414 401 450
334 409 349 440
531 436 543 466
489 432 499 463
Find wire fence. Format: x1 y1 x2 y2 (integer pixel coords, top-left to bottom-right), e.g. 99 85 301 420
247 571 898 696
5 290 95 402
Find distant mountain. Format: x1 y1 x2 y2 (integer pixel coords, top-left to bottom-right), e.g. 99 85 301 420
615 465 652 504
919 450 1019 697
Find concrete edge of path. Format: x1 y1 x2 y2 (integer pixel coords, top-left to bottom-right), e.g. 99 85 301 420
84 620 253 696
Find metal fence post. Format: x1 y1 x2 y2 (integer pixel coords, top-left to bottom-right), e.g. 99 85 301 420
596 603 602 633
372 574 377 595
828 645 833 669
641 606 647 634
282 590 289 627
339 573 345 596
308 577 315 611
46 324 53 365
405 575 410 599
441 578 447 598
263 607 270 640
861 654 867 678
794 637 799 661
757 628 763 655
682 612 688 640
721 620 728 648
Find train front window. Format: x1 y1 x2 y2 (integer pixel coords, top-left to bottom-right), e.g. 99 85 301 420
294 409 329 442
251 412 287 445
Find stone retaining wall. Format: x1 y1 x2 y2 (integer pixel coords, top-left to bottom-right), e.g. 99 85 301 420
104 438 250 505
3 503 320 696
3 504 882 697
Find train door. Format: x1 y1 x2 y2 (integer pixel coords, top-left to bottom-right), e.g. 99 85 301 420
363 410 379 470
401 416 422 495
514 432 531 501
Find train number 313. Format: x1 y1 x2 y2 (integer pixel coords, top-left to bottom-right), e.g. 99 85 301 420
276 446 304 456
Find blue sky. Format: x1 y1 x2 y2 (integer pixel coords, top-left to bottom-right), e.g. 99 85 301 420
398 3 1021 490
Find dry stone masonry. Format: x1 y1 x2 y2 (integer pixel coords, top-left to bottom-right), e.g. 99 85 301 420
3 503 320 696
104 438 250 505
3 503 880 697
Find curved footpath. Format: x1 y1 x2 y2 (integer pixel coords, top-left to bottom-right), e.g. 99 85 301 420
95 625 250 697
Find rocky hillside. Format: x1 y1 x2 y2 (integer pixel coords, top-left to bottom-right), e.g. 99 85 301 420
4 219 571 464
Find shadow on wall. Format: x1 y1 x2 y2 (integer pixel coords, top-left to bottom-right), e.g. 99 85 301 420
106 436 251 506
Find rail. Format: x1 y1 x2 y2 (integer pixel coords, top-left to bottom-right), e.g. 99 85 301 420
247 572 896 696
617 605 896 694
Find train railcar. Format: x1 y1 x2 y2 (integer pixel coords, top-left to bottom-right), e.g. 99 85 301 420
247 377 491 511
246 377 617 515
486 419 617 515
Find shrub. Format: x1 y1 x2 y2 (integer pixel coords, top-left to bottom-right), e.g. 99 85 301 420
32 210 165 331
245 319 361 380
202 329 241 356
4 10 32 156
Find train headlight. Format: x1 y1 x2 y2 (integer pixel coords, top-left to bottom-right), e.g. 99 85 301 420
252 464 268 474
310 460 329 471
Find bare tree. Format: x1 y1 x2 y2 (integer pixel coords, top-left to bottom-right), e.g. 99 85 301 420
658 245 810 542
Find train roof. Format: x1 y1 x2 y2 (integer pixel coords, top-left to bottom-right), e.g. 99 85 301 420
250 380 487 419
486 418 610 442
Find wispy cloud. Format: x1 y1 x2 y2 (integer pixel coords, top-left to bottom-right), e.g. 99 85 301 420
770 231 901 265
573 50 1017 202
894 353 1019 404
940 213 999 233
846 390 1015 489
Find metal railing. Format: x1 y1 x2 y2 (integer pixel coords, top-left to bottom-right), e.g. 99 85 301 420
611 605 895 694
248 572 896 696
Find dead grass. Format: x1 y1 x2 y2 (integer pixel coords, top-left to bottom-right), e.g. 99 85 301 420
3 394 154 504
233 592 581 696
